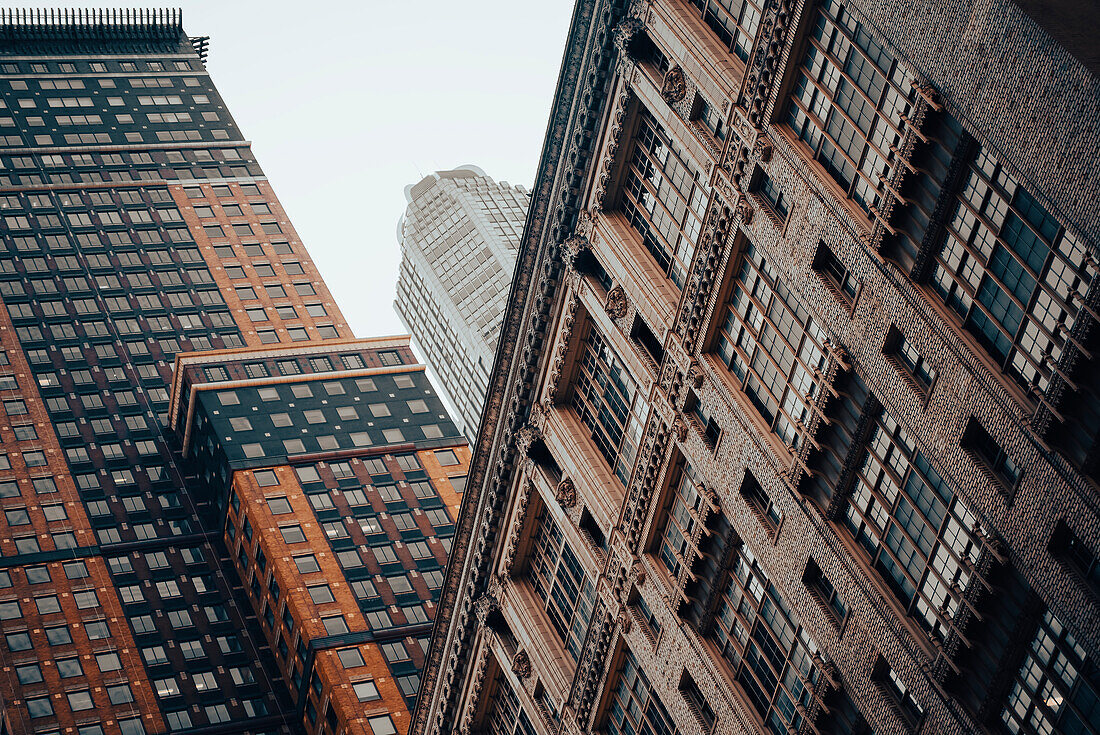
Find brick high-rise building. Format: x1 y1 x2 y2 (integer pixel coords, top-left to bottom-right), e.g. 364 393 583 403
0 10 468 735
395 166 529 441
415 1 1100 735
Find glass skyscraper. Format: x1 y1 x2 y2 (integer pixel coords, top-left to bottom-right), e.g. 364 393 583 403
395 166 529 440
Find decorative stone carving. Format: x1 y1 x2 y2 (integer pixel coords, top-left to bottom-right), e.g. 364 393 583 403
612 16 646 61
472 590 499 626
561 233 589 270
514 425 539 458
605 285 628 320
673 416 688 443
660 65 687 104
546 291 580 399
593 87 634 211
501 481 534 576
736 195 755 224
754 134 773 162
527 400 550 434
512 649 531 679
555 477 577 508
575 209 595 239
616 605 633 633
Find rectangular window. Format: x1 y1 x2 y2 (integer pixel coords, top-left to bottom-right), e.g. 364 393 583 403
714 242 829 448
884 326 937 393
930 148 1085 398
786 1 911 216
812 241 859 304
688 0 763 61
606 648 678 735
571 325 647 486
1002 610 1097 735
961 417 1021 490
620 107 708 289
529 509 596 661
844 408 986 641
712 543 824 733
488 673 536 735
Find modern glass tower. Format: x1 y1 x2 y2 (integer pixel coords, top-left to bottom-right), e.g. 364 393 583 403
394 166 529 440
0 10 468 735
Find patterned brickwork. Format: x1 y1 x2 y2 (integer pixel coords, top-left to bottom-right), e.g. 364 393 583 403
415 0 1100 734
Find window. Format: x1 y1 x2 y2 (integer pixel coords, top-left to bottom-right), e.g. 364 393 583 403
338 648 365 668
571 325 647 485
322 615 349 635
1051 522 1100 596
230 417 253 431
786 0 911 216
354 680 381 702
712 543 824 733
962 418 1021 490
367 715 398 735
687 0 762 61
752 168 789 221
656 463 711 580
812 241 859 304
620 107 707 289
1001 609 1097 735
843 408 986 641
308 584 335 604
529 509 595 661
606 648 678 735
487 673 536 735
804 558 848 624
280 525 307 544
267 496 293 514
930 148 1088 397
885 326 937 392
714 242 829 448
876 657 924 727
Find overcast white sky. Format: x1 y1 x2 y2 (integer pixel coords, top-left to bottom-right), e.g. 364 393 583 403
51 0 576 336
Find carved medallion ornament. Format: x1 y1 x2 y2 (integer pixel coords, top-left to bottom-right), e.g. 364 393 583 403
661 65 687 105
555 477 577 508
512 649 532 679
605 285 628 320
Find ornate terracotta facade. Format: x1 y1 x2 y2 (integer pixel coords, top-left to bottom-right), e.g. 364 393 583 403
417 0 1100 734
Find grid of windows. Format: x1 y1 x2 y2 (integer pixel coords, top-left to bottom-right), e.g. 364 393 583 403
929 147 1090 394
843 409 984 640
712 544 822 734
786 0 913 216
488 671 538 735
528 509 596 662
714 242 829 448
1002 610 1100 735
657 463 704 579
621 107 708 289
606 647 679 735
571 325 647 486
688 0 763 62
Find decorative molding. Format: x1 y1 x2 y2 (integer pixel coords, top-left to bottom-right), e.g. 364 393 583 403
753 134 773 162
660 65 687 104
514 424 540 459
673 416 688 443
561 233 590 270
592 85 634 211
546 290 581 399
456 642 491 735
605 284 628 320
742 0 796 129
555 476 577 508
501 480 535 576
